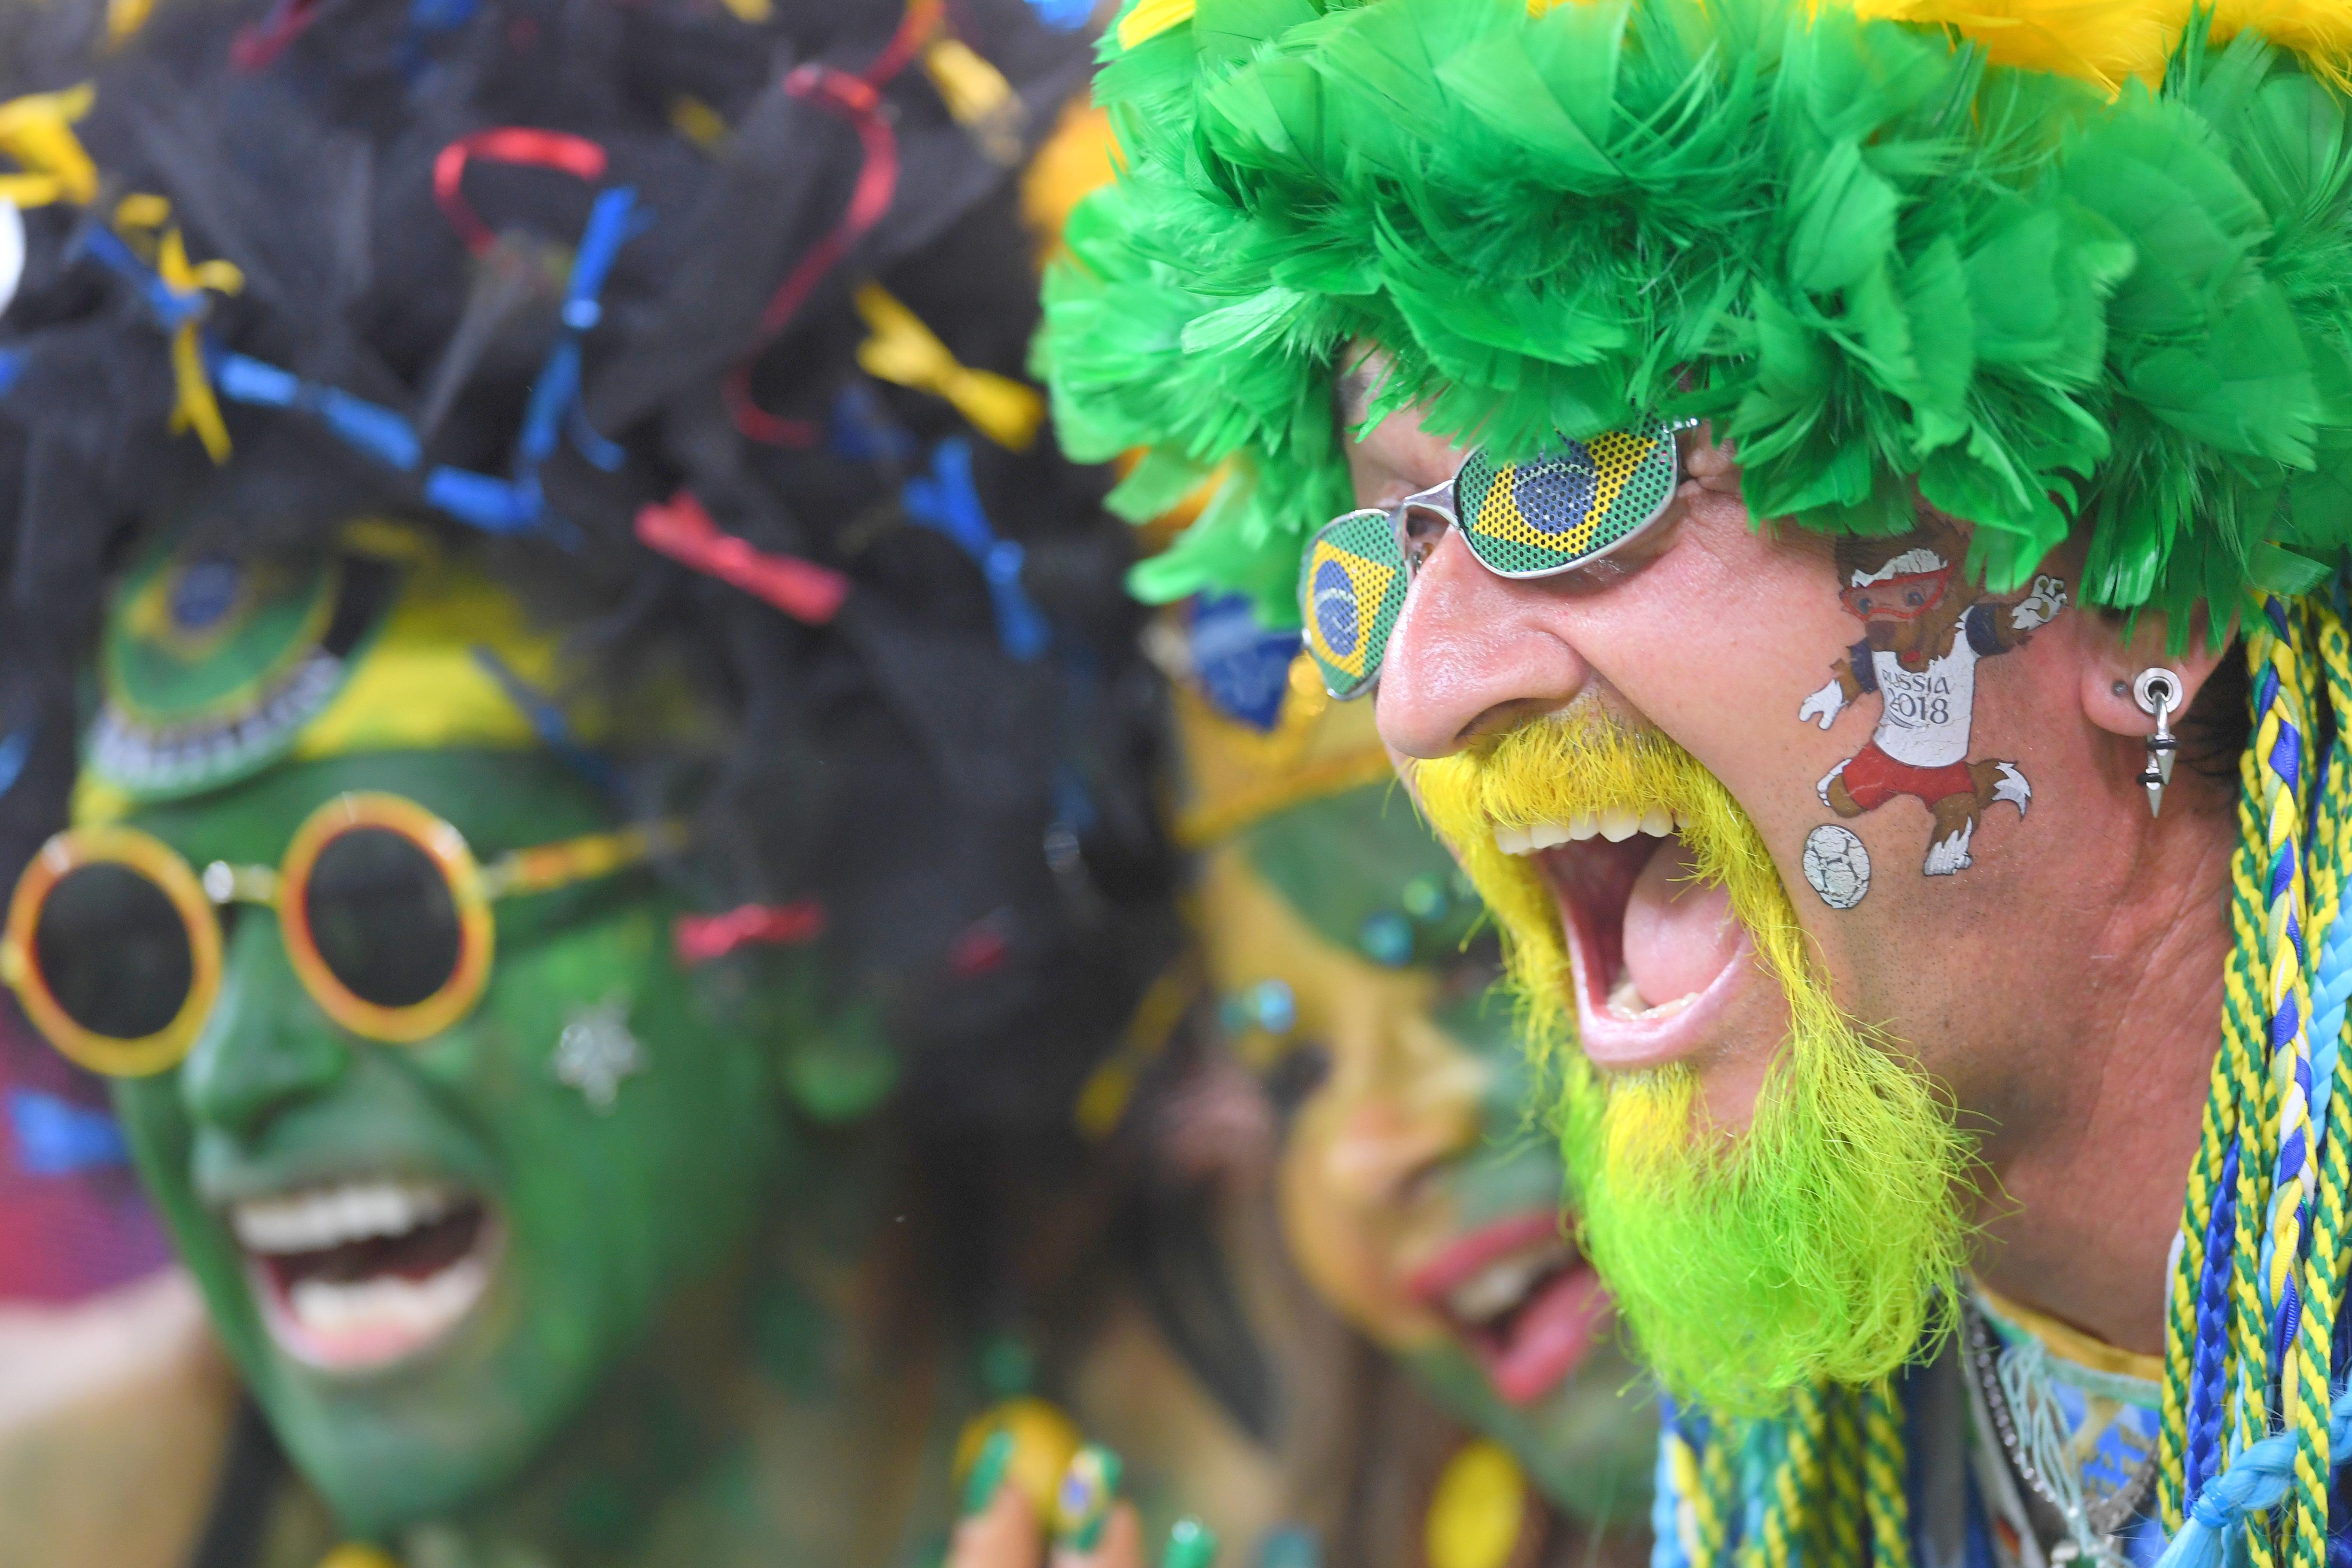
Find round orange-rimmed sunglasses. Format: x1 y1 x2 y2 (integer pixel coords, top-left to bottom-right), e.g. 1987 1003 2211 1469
0 792 679 1077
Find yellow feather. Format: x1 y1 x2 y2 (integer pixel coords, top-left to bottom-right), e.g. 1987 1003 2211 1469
1844 0 2352 92
2210 0 2352 89
1846 0 2179 90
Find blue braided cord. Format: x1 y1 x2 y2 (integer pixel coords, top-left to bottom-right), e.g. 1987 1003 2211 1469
2312 897 2352 1154
2156 1382 2352 1568
903 437 1050 661
2189 1139 2245 1506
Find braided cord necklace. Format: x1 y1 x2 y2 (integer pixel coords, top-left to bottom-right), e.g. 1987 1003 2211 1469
1664 595 2352 1568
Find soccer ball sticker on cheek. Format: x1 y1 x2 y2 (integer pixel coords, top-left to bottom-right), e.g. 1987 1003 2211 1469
1797 520 2069 893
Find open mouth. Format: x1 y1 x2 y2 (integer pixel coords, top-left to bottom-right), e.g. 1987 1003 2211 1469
229 1178 500 1373
1406 1211 1610 1406
1498 810 1751 1071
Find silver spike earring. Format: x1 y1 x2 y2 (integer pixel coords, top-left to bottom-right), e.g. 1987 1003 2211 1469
2133 667 2181 817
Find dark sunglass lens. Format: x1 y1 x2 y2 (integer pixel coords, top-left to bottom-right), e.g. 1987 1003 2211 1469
304 828 462 1010
34 864 194 1039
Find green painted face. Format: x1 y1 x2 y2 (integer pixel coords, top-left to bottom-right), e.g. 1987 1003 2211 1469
1204 788 1655 1522
107 749 792 1536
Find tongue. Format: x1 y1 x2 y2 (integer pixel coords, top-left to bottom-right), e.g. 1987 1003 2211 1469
1619 839 1740 1011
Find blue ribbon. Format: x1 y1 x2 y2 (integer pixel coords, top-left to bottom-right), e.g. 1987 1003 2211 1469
902 437 1050 662
5 1089 129 1177
76 225 207 328
95 181 645 540
212 351 423 469
0 725 30 800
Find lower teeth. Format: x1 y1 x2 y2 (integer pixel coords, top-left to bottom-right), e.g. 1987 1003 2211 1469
287 1256 489 1339
1607 971 1696 1022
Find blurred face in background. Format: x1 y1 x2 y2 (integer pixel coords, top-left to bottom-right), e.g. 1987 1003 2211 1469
101 750 788 1535
1199 787 1655 1521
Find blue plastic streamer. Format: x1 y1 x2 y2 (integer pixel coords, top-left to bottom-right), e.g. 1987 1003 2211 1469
0 725 30 799
902 438 1050 662
93 177 645 542
5 1089 129 1177
1023 0 1094 29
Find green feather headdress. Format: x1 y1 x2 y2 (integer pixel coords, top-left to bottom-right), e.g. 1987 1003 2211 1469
1037 0 2352 637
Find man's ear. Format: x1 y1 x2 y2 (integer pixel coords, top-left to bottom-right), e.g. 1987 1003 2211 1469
2079 607 2233 740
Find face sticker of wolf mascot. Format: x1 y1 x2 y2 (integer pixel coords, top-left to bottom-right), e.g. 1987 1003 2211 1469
1796 518 2068 877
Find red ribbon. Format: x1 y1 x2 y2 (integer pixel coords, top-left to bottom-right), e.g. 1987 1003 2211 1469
727 0 929 446
634 491 852 624
231 0 324 70
673 902 829 967
433 129 611 256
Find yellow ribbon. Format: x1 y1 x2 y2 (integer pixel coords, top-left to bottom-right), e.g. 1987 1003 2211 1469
0 85 99 209
922 34 1024 165
106 0 157 45
853 284 1043 452
152 226 246 464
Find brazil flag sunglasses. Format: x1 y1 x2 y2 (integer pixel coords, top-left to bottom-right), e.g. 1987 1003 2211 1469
1 792 679 1078
1300 420 1688 700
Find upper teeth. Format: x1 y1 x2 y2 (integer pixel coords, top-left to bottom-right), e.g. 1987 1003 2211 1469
230 1180 463 1255
1496 809 1686 856
1446 1242 1573 1324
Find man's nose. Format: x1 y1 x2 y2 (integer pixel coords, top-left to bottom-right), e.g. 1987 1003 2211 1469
1375 530 1590 758
181 909 352 1143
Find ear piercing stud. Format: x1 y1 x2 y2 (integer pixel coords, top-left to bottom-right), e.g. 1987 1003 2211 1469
2133 668 2181 817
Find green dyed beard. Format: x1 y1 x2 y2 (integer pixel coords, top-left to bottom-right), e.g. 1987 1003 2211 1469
1416 716 1974 1415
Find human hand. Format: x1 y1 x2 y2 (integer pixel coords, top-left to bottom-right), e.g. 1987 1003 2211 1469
1798 678 1847 730
948 1433 1216 1568
2010 575 2068 631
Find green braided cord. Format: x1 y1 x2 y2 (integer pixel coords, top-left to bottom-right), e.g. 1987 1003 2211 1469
1041 0 2352 635
1749 1389 1828 1568
1825 1385 1864 1568
1698 1418 1741 1568
2224 715 2281 1456
1863 1382 1914 1568
2252 604 2317 1396
2284 604 2352 1568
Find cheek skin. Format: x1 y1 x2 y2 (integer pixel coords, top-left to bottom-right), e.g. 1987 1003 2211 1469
1275 1100 1451 1351
1577 509 2100 1123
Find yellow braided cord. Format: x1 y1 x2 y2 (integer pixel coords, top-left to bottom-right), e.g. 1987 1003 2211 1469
2253 605 2318 1404
1863 1383 1914 1568
1700 1416 1742 1568
1752 1391 1827 1568
1824 1385 1864 1568
2285 603 2352 1568
2226 719 2281 1457
1670 1430 1714 1568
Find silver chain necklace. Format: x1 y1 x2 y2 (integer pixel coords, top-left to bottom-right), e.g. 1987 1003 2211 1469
1964 1302 2160 1566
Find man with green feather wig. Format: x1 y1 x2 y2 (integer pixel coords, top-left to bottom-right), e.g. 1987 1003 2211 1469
1038 1 2352 1567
